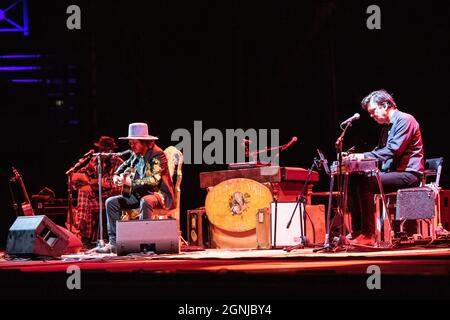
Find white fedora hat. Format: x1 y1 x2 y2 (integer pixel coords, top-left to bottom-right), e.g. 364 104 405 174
119 122 159 140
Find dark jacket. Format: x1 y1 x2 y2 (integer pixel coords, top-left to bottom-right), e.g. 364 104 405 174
364 109 424 174
114 145 175 209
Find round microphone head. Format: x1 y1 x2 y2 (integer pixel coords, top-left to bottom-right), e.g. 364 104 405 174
354 113 360 119
292 136 298 142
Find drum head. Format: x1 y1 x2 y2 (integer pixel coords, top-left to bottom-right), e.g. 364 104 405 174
205 178 272 232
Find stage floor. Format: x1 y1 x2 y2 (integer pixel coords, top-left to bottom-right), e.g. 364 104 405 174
1 244 450 301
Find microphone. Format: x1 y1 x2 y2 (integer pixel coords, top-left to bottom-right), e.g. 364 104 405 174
115 149 132 157
340 113 360 127
66 150 94 175
83 149 95 158
282 136 298 151
93 149 132 157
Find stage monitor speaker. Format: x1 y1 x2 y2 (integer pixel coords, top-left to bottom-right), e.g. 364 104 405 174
116 219 179 255
396 187 435 220
6 215 82 257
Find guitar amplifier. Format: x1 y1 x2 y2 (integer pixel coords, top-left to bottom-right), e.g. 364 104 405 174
396 187 435 220
187 208 211 248
32 198 72 227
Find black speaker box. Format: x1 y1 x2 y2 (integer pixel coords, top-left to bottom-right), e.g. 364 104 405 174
186 208 211 248
33 198 72 227
6 215 82 257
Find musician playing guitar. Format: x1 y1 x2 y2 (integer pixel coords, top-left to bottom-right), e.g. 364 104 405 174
344 90 424 246
95 123 175 254
74 136 124 247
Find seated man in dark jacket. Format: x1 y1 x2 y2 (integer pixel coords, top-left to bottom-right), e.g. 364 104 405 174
346 90 424 245
96 122 175 253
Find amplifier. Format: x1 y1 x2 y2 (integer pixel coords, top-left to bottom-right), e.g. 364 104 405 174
186 208 211 248
34 200 71 227
396 187 435 220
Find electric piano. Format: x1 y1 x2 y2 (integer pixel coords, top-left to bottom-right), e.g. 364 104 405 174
200 165 319 202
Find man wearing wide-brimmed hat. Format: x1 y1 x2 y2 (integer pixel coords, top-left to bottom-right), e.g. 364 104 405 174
74 136 124 248
96 123 175 253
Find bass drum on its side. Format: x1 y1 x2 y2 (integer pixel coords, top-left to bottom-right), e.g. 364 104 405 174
205 178 273 232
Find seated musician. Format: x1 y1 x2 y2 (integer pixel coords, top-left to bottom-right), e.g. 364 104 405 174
345 90 424 245
95 123 175 254
74 136 124 248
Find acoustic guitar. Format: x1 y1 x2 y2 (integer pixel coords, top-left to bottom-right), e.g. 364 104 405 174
11 167 35 216
120 167 136 197
71 172 113 190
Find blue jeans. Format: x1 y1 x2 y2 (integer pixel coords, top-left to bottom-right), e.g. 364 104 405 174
105 194 160 245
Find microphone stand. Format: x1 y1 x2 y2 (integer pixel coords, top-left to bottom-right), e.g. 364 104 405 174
93 152 105 248
65 154 92 233
91 151 128 248
66 173 74 232
335 121 352 242
313 122 353 252
248 140 295 163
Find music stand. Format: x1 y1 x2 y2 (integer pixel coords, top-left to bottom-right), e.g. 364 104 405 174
284 150 329 252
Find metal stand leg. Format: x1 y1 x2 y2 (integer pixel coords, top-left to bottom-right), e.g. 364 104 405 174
313 173 335 252
325 174 335 246
343 174 352 237
374 170 392 246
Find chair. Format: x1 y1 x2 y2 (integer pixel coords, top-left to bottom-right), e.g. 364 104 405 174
380 157 444 240
121 146 183 225
422 157 444 188
152 146 183 222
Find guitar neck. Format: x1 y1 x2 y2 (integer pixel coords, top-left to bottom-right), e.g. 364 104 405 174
18 177 32 204
91 177 112 184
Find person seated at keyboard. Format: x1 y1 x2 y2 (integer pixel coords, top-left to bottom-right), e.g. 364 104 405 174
345 89 424 245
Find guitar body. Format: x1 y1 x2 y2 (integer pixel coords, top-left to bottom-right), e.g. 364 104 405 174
121 168 136 197
21 202 34 216
72 172 112 190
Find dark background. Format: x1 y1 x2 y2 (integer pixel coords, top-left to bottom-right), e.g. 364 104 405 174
1 0 449 247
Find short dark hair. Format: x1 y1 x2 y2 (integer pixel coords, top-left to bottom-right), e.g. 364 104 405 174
361 89 397 111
